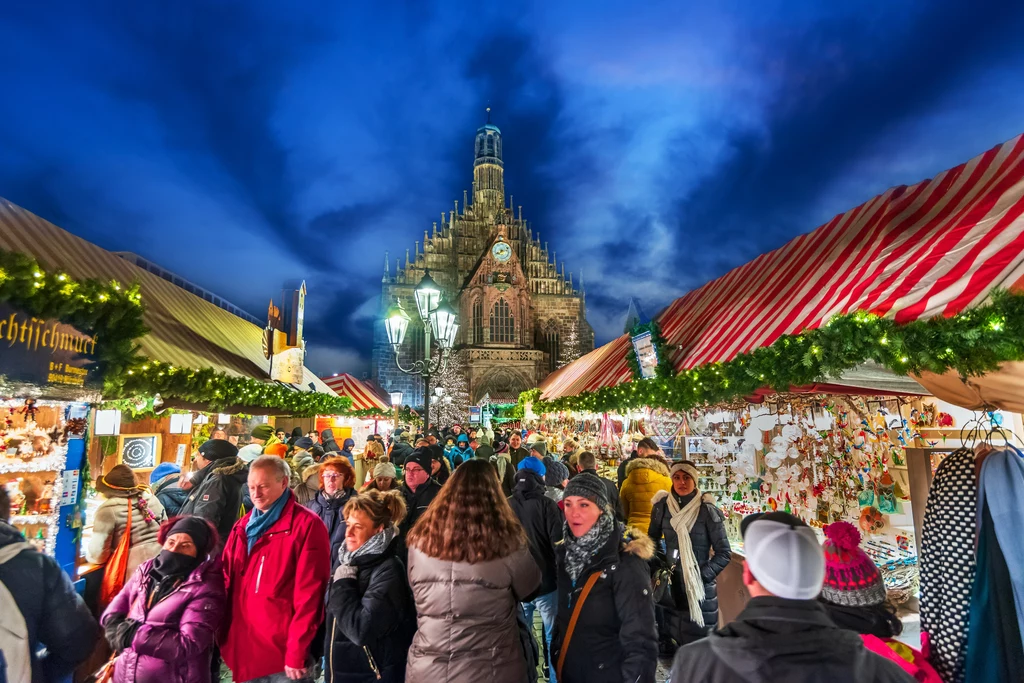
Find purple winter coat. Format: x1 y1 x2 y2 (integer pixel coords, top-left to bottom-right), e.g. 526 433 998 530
100 557 226 683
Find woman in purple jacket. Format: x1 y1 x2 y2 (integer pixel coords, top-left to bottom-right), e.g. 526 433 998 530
101 515 226 683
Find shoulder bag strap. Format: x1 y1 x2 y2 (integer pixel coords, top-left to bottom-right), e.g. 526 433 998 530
556 571 602 680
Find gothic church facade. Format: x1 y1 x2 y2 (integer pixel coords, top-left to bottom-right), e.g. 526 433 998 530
371 115 594 409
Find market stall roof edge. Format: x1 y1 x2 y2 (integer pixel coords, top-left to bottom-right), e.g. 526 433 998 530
321 373 390 412
540 133 1024 405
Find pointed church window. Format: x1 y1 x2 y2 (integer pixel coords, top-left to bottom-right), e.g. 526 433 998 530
472 299 483 344
490 298 515 344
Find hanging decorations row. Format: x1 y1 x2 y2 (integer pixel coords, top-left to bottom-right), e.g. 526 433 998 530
520 289 1024 415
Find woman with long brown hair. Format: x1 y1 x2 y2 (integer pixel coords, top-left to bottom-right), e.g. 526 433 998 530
406 458 541 683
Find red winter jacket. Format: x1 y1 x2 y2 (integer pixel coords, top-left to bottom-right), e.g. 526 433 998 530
220 494 331 681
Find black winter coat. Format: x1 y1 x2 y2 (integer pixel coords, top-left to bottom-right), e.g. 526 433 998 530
0 522 100 683
178 456 249 547
507 446 531 469
306 488 358 570
326 535 416 683
390 441 414 467
616 452 638 490
508 471 564 596
552 527 658 683
671 597 916 683
648 491 731 638
579 468 626 522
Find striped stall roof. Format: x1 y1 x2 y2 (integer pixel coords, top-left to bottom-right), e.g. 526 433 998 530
321 374 390 411
541 133 1024 400
0 198 336 396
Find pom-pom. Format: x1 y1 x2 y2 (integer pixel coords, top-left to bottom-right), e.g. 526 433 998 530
824 520 862 551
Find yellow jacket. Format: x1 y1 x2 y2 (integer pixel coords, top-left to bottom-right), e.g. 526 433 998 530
619 457 672 530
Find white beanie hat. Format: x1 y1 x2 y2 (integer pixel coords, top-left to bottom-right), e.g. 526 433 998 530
741 512 825 600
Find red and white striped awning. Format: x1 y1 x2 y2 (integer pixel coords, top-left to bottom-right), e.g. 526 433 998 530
321 374 390 412
541 133 1024 400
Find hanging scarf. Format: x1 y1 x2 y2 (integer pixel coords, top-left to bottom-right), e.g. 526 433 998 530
563 513 616 584
246 488 291 551
664 488 707 628
334 524 398 580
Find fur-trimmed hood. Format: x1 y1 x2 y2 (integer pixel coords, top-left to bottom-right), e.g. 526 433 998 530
212 456 247 478
621 525 655 560
301 462 322 484
625 456 670 478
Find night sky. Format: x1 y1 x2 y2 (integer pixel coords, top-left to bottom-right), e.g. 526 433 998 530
2 2 1022 376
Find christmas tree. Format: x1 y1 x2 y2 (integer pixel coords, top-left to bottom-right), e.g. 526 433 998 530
430 349 471 428
558 319 584 367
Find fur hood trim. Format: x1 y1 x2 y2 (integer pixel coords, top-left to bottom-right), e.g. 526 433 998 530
212 456 247 476
625 456 670 478
622 526 655 560
302 463 323 482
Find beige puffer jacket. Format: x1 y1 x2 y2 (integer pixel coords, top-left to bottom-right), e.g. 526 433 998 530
406 545 541 683
85 491 166 579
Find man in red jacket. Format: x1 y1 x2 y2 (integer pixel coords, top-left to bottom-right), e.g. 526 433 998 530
220 455 331 682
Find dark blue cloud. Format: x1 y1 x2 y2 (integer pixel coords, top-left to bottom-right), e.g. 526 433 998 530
0 1 1022 374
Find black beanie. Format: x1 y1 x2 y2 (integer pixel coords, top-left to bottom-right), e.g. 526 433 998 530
199 438 239 461
168 516 213 557
405 446 435 473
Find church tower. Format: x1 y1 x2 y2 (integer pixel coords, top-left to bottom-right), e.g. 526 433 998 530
473 108 505 219
372 111 594 411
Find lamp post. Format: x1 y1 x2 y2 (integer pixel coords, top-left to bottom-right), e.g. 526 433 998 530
383 270 459 429
389 391 402 435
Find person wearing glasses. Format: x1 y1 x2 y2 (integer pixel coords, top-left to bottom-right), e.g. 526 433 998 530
305 457 359 571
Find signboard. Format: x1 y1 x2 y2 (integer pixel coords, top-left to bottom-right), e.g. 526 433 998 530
469 406 481 425
118 434 160 471
631 331 659 380
0 302 101 392
60 469 80 507
271 346 305 384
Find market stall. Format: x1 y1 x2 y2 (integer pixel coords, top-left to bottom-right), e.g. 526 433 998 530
519 133 1024 630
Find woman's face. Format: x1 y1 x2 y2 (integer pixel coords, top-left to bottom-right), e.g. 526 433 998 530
672 470 696 496
344 510 381 552
164 533 197 557
375 476 394 490
323 468 343 495
564 496 603 538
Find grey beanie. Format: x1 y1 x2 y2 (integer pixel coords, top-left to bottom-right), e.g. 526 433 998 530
563 472 611 511
544 457 570 487
530 441 548 458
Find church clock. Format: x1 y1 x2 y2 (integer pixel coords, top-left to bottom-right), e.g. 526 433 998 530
492 240 512 263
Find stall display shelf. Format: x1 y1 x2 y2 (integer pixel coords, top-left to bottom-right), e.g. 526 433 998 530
0 454 67 474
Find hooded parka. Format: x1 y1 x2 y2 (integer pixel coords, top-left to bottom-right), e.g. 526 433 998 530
648 490 731 640
552 527 658 683
325 534 416 683
619 457 671 531
306 487 358 570
670 597 916 683
508 470 564 596
179 456 249 547
406 545 541 683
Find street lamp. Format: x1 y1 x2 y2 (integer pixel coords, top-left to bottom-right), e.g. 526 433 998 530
390 391 402 434
383 270 459 428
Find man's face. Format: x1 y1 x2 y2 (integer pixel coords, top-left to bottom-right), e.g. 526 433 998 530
509 434 522 449
405 462 429 490
452 425 461 435
248 466 289 512
427 435 438 445
638 445 655 458
193 452 210 470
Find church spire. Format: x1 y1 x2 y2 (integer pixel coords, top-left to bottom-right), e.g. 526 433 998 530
382 250 390 282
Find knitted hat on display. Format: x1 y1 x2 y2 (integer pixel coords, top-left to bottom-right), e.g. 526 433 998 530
821 521 887 607
251 424 274 441
517 455 547 479
373 461 398 479
563 472 611 511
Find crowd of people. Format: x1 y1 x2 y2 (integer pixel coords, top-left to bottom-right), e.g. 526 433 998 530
0 423 942 683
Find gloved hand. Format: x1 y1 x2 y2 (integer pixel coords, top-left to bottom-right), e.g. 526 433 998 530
115 618 142 652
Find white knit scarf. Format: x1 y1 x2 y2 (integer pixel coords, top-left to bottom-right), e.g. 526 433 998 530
665 490 706 628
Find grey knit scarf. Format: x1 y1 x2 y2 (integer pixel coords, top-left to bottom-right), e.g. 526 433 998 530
334 524 398 580
563 513 616 584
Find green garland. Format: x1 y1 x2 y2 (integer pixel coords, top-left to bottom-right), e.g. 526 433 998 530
520 290 1024 415
0 249 146 380
343 406 422 425
106 360 355 417
626 320 673 381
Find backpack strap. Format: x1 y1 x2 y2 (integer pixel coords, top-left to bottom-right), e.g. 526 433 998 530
556 571 601 680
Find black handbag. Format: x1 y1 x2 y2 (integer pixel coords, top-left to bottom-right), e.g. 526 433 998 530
650 550 675 604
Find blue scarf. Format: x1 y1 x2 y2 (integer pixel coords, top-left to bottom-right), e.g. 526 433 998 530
977 446 1024 638
246 488 290 551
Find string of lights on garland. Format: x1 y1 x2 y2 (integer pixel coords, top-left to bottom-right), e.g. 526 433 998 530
0 249 146 379
519 290 1024 415
105 360 355 417
344 406 422 425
